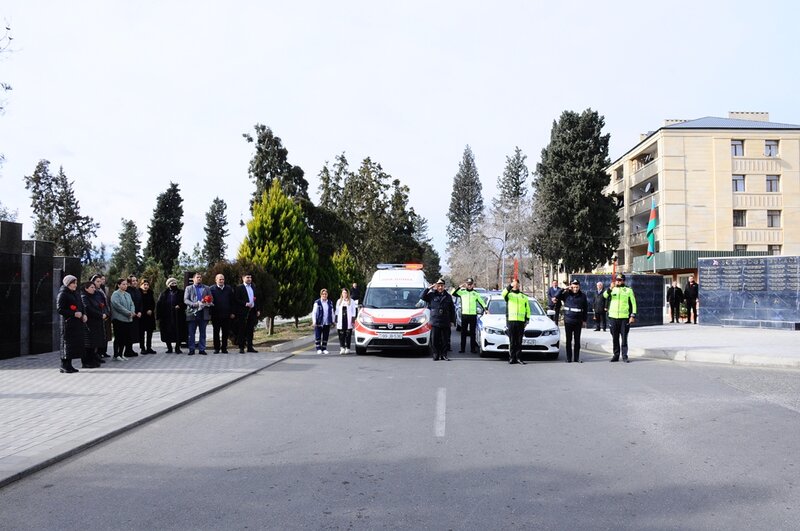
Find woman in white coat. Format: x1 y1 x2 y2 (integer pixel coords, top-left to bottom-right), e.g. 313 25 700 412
335 288 357 354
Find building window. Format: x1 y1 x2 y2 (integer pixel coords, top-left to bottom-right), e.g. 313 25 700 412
766 175 780 193
765 140 779 157
733 245 747 252
731 140 744 156
768 210 781 228
733 210 746 227
768 245 782 255
732 174 745 192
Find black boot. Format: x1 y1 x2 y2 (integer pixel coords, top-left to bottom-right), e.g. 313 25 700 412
60 358 79 373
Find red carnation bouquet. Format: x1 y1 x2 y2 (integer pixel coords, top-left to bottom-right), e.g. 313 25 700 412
202 295 213 304
69 304 77 311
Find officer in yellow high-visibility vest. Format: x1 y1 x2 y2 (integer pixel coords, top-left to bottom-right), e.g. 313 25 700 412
603 273 637 363
451 277 487 354
502 278 531 365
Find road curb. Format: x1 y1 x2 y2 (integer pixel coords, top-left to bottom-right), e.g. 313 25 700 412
580 341 800 369
0 354 293 490
269 335 315 352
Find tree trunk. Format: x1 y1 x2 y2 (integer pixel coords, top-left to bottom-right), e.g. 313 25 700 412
268 316 274 336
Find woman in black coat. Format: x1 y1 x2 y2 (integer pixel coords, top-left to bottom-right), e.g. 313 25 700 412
80 281 105 368
157 277 185 353
57 275 86 373
140 279 157 354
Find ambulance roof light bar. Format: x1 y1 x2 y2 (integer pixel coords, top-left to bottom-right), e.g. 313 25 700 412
376 263 424 270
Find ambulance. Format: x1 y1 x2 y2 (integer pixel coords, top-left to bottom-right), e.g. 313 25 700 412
353 263 431 355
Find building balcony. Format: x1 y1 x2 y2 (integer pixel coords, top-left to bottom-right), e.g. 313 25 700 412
629 226 658 247
731 158 782 174
630 160 658 187
628 191 659 217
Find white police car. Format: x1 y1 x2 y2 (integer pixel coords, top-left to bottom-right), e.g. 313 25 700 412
478 294 560 359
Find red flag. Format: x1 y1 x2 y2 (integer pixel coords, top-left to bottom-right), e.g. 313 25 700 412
611 257 617 285
513 259 519 281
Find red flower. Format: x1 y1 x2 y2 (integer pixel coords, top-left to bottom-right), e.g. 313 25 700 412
69 305 77 311
202 295 213 303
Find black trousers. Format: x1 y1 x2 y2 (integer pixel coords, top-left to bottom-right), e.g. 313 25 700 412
212 317 232 352
608 317 631 360
112 320 131 357
669 303 680 323
507 321 525 362
686 300 698 323
237 311 257 350
460 314 478 352
432 325 449 358
564 321 583 361
337 328 352 349
594 310 607 330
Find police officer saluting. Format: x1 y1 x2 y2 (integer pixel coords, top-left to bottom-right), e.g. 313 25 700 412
556 279 589 363
603 273 637 363
502 278 530 365
451 277 487 354
422 279 455 361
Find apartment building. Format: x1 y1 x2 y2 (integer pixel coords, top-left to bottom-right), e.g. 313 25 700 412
605 111 800 278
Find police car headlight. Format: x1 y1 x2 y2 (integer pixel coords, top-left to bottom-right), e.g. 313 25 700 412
541 328 559 336
485 326 506 335
409 314 427 325
358 313 374 325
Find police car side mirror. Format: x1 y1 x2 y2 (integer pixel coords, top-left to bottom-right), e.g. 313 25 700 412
546 309 556 317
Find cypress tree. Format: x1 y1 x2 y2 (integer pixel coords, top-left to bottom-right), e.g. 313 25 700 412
144 182 184 273
447 145 484 247
109 219 142 276
202 197 229 266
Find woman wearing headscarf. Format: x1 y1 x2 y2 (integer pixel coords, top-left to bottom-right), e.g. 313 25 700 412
110 278 136 361
157 277 185 353
56 275 86 373
139 278 157 354
80 281 105 368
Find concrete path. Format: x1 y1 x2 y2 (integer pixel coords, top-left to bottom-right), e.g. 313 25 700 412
579 322 800 368
0 336 314 488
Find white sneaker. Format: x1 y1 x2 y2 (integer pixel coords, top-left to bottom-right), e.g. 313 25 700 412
316 349 322 354
323 349 329 355
120 355 128 361
340 348 346 355
344 348 349 354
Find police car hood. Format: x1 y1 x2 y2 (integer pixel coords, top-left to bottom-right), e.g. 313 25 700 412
481 313 554 331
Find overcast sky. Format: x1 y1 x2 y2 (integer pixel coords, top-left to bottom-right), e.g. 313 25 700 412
2 1 799 266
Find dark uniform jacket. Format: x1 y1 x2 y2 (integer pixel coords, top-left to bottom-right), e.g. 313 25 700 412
421 288 455 328
557 289 589 325
684 281 699 303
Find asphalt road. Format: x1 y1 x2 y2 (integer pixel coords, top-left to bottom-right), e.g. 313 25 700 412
2 346 799 531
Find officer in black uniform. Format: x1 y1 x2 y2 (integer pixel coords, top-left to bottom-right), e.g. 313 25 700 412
421 278 455 361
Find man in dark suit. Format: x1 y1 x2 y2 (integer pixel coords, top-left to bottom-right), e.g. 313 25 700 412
235 273 260 353
210 273 236 353
666 280 684 323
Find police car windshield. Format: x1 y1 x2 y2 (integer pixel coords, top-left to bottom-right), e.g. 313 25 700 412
363 287 425 309
486 298 545 316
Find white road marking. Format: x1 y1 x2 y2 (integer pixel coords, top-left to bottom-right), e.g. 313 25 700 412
435 387 447 437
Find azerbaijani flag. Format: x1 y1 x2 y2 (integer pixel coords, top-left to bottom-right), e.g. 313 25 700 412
646 198 658 259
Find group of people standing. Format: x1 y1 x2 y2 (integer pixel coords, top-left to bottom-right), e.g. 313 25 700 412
56 271 263 373
666 275 700 324
310 284 359 354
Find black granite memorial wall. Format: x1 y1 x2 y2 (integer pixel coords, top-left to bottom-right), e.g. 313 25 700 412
698 256 800 329
22 240 55 354
0 221 23 360
571 273 664 327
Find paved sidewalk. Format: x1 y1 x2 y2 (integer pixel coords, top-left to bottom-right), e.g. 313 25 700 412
0 337 314 488
579 322 800 368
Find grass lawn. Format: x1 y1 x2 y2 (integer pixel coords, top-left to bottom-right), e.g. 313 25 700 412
252 318 314 348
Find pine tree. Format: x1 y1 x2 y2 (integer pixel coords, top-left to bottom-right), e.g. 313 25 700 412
144 182 184 273
317 152 348 208
447 145 484 247
202 197 229 266
531 108 619 275
24 160 99 262
109 219 142 276
243 124 308 209
239 180 318 322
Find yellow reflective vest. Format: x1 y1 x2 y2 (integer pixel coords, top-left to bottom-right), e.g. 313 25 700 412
603 286 638 319
501 289 530 322
452 288 487 315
